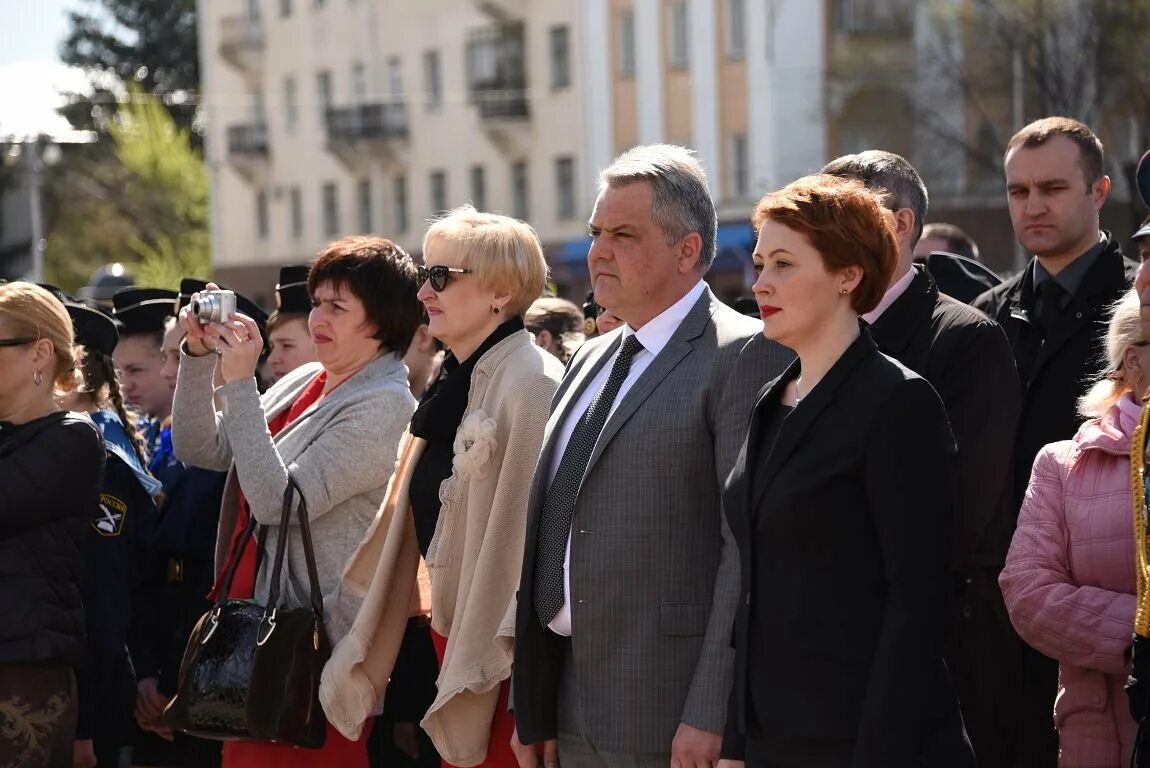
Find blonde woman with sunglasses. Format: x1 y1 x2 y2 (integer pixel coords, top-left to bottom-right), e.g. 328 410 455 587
322 206 562 768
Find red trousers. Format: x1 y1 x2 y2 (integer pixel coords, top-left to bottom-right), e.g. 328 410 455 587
430 630 517 768
221 718 372 768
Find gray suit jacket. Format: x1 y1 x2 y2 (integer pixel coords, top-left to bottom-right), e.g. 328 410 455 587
513 287 792 753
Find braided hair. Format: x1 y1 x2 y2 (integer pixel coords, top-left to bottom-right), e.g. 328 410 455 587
77 344 149 468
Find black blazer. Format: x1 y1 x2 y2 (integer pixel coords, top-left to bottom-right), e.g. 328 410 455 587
870 267 1020 573
973 232 1136 505
721 329 973 767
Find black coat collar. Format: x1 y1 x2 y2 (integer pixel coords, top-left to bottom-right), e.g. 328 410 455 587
867 266 937 358
746 326 876 511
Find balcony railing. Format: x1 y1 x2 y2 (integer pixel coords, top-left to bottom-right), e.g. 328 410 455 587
471 87 529 119
325 103 409 142
227 123 269 157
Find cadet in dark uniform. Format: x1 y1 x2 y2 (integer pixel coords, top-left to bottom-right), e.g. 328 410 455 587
264 266 318 384
111 288 178 462
58 299 161 768
128 281 266 768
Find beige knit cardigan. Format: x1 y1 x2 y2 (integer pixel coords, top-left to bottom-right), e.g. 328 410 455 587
320 330 562 766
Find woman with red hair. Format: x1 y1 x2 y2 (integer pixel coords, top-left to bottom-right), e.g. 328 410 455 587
719 175 972 767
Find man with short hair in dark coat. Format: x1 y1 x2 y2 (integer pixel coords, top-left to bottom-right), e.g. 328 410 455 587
974 116 1138 767
824 150 1023 767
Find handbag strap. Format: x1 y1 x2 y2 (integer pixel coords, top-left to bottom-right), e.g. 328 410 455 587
211 508 259 607
265 475 325 619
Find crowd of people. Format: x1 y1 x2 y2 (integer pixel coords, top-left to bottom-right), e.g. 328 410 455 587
2 114 1150 768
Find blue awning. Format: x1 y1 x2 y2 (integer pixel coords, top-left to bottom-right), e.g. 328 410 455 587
556 236 594 266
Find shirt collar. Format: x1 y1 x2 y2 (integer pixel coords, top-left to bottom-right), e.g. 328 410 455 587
623 280 707 358
862 265 917 325
1031 232 1105 298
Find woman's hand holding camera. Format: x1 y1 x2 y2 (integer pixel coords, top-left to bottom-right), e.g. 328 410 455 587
178 283 263 383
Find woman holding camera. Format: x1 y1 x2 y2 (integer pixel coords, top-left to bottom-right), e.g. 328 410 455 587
172 237 424 768
0 282 105 767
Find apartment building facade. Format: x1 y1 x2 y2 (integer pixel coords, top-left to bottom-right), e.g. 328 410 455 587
199 0 839 303
210 0 1135 302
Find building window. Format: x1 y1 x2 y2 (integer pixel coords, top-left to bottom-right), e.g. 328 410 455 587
357 179 372 233
284 76 298 132
423 50 442 109
256 190 269 239
834 0 913 34
387 57 404 102
668 1 689 69
280 0 291 17
729 134 749 199
550 26 571 90
316 70 333 123
247 0 260 21
315 0 326 7
352 62 368 104
725 0 746 59
322 182 339 237
617 10 636 78
470 165 487 211
395 175 408 232
512 161 529 221
555 157 575 220
430 171 448 215
290 187 303 238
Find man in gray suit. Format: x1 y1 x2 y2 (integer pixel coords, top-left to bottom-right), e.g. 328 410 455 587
512 144 790 768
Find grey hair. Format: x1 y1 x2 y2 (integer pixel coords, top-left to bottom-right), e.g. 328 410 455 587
821 150 929 246
599 144 717 270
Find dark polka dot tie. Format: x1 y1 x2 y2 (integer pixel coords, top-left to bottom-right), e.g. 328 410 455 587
535 334 645 627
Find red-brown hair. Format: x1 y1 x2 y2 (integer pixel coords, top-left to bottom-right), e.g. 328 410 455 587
751 174 898 315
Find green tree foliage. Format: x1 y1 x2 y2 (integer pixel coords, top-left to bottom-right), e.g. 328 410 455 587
44 87 209 291
59 0 199 135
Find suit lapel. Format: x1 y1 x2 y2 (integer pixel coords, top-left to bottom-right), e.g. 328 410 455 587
750 329 876 512
580 290 715 478
537 334 620 475
868 268 936 359
524 334 621 548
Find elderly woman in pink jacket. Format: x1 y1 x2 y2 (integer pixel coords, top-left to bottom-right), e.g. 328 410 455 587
1001 288 1144 767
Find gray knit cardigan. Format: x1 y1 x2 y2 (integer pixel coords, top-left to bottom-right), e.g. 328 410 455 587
171 351 416 643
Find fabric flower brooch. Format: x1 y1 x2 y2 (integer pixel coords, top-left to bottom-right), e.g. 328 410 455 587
453 410 499 480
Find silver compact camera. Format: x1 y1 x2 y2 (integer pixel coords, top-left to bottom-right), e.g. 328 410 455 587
191 289 237 323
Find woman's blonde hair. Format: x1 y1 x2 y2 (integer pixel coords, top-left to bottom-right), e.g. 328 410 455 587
1078 288 1142 418
0 282 81 394
422 205 548 316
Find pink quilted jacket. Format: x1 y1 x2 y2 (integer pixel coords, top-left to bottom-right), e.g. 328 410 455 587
1000 396 1141 767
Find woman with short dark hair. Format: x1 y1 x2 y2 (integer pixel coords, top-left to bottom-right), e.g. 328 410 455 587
719 176 972 767
0 282 105 768
172 236 424 768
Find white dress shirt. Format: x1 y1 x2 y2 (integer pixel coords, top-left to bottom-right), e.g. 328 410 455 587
546 279 707 636
861 265 915 325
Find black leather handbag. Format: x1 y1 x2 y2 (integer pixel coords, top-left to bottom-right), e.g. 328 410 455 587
163 476 331 747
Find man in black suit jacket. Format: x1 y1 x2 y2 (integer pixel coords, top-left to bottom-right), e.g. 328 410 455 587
824 151 1023 767
972 117 1137 767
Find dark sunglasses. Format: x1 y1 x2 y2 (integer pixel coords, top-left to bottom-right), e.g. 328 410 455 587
418 265 472 292
0 337 37 348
